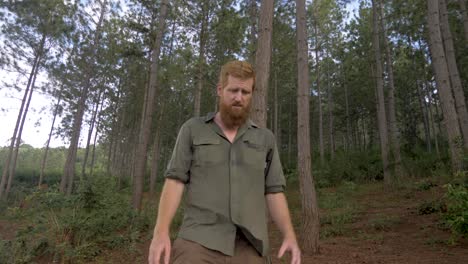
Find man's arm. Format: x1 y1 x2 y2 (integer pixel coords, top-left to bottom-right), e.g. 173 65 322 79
148 178 185 264
266 192 301 264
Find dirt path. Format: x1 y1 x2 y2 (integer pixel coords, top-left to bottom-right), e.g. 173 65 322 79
268 183 468 264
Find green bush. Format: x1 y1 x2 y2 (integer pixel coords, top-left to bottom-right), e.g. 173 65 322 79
402 147 449 178
444 183 468 239
4 176 150 263
315 149 383 187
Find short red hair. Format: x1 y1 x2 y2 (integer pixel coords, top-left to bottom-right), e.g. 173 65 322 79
218 60 256 90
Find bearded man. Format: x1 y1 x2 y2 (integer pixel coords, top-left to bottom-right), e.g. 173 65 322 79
148 61 301 264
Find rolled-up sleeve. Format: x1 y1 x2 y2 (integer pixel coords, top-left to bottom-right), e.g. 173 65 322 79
264 137 286 194
165 122 192 183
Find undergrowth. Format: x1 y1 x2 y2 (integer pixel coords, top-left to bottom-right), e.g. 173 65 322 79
0 176 151 263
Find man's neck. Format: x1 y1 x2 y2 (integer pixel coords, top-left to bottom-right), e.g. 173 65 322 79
214 112 240 142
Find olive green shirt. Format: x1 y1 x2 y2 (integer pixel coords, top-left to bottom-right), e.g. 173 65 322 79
165 112 286 257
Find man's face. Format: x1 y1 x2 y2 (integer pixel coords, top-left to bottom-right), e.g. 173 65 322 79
217 75 254 128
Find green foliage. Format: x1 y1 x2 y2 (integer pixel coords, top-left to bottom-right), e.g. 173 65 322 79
315 149 383 187
444 181 468 239
415 179 438 191
402 147 450 178
3 176 149 263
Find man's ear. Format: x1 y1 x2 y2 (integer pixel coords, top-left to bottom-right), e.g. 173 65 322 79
216 84 222 97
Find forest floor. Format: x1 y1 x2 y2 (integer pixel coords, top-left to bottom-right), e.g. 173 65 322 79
268 180 468 264
1 178 467 264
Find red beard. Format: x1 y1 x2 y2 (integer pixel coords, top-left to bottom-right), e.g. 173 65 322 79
219 99 251 129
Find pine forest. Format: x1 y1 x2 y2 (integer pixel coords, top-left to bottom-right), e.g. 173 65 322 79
0 0 467 263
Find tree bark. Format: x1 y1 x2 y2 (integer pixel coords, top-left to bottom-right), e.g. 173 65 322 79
251 0 274 127
372 0 391 184
132 0 169 211
379 0 403 177
439 0 468 149
194 0 208 117
427 0 463 171
296 0 320 254
314 20 325 165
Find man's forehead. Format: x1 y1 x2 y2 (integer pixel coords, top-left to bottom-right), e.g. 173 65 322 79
226 75 254 86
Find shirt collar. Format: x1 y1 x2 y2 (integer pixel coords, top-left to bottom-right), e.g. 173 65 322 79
204 112 258 129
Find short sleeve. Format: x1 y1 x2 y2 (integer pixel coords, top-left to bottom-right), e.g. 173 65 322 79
165 122 192 183
264 136 286 194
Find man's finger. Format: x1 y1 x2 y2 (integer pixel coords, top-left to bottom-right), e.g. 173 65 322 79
291 249 301 264
148 250 153 264
164 244 171 264
153 247 162 264
278 243 287 258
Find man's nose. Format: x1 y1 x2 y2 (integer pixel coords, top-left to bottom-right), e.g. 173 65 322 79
233 91 242 101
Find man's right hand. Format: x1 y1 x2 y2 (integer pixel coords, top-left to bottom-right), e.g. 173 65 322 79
148 233 171 264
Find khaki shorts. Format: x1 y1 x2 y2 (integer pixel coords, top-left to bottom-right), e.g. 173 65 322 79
171 236 265 264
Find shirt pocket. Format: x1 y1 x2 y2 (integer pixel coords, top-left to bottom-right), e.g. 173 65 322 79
242 136 268 169
192 137 223 167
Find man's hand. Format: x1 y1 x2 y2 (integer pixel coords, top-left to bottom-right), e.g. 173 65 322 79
148 232 171 264
266 193 301 264
278 236 301 264
148 179 185 264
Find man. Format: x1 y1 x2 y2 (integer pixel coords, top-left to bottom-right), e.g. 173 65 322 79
148 60 301 264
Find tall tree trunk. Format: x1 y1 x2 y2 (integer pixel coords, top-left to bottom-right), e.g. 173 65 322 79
81 89 103 179
0 34 45 199
314 21 325 165
194 0 208 117
7 57 41 198
439 0 468 149
288 104 293 166
459 0 468 42
417 80 432 152
426 81 441 157
39 88 63 187
296 0 320 253
343 65 351 151
149 102 165 197
249 0 257 63
107 88 121 176
90 96 105 177
251 0 274 127
61 1 107 195
132 0 169 211
327 59 335 160
273 68 280 142
380 0 403 177
372 0 392 184
427 0 463 171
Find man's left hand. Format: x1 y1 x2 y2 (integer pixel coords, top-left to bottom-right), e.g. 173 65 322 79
277 237 301 264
